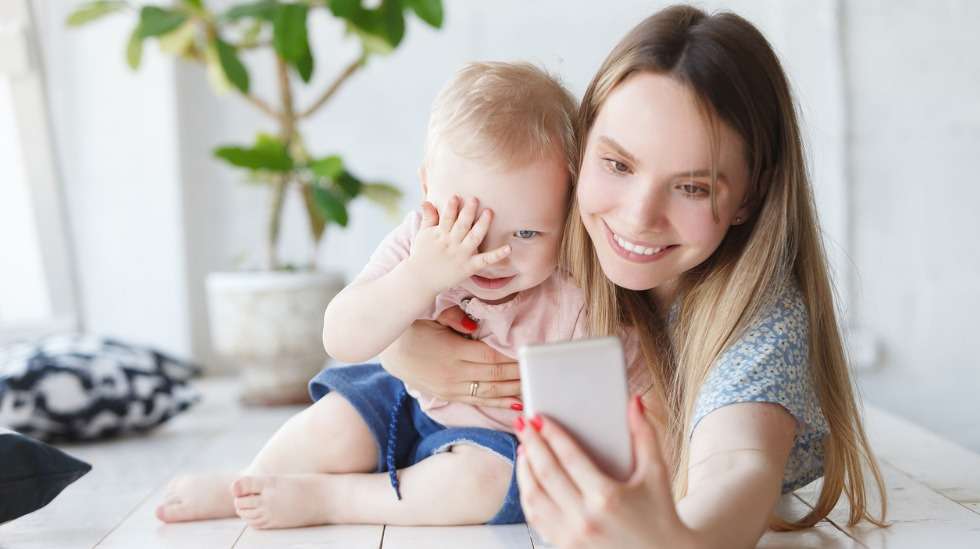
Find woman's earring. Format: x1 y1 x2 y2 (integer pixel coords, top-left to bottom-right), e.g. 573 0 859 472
734 216 743 224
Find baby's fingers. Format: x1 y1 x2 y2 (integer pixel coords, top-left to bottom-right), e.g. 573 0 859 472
462 209 492 249
451 197 479 242
420 201 439 228
438 195 460 233
470 244 511 270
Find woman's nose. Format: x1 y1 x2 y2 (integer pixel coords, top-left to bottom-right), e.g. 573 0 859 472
625 183 670 232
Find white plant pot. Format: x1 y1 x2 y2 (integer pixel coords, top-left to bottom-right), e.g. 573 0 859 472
206 270 345 405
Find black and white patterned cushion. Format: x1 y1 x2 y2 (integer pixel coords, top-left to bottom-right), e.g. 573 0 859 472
0 335 201 442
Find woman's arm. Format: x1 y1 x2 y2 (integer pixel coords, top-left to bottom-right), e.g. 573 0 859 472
378 307 522 409
677 402 796 548
513 398 796 549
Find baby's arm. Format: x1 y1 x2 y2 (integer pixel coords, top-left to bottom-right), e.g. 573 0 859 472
322 197 510 363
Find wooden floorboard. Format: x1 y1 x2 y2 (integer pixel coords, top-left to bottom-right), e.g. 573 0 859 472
4 378 980 547
382 524 532 549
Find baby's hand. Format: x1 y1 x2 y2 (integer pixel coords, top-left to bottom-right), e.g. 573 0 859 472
408 195 512 294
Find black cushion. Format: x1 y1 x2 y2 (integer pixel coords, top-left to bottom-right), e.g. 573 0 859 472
0 334 201 442
0 427 91 524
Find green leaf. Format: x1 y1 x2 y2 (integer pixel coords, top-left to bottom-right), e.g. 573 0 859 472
327 0 360 19
405 0 442 28
182 0 204 8
272 3 313 81
295 46 314 82
313 185 350 227
204 43 234 94
214 135 292 171
158 20 197 56
126 27 144 69
309 156 344 179
361 182 403 218
273 3 308 62
224 0 279 21
380 0 405 48
349 22 394 55
302 185 328 243
336 171 363 199
138 6 188 38
213 37 250 93
66 1 127 26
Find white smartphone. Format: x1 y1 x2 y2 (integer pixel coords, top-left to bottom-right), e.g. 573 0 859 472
518 336 633 481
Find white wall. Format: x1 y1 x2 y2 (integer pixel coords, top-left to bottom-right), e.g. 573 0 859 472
33 1 191 355
842 0 980 450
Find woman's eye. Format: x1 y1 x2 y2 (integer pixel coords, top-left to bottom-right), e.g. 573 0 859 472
602 158 631 175
679 183 709 197
514 230 539 240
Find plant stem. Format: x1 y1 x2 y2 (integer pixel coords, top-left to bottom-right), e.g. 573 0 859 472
267 55 297 271
298 53 367 119
242 92 282 122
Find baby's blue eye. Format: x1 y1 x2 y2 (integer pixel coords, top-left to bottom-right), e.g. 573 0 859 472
514 230 539 240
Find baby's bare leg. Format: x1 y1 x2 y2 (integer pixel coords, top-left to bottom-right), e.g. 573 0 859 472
232 444 513 529
156 392 377 523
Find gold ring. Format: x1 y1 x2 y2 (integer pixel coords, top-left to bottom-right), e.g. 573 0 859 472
469 381 480 397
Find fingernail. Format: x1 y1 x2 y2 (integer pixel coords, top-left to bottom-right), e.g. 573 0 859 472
461 317 478 331
510 402 524 411
530 415 543 432
513 416 525 432
636 395 645 414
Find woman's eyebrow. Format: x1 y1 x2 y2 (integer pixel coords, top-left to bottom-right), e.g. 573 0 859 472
670 168 729 183
597 135 638 165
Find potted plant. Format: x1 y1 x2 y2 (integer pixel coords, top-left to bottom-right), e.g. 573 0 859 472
68 0 444 404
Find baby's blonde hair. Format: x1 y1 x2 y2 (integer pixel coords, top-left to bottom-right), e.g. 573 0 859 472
424 61 578 177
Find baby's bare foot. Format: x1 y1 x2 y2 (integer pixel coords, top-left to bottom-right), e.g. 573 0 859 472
155 473 239 523
231 474 334 529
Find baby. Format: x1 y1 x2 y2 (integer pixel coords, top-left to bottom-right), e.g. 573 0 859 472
156 62 628 528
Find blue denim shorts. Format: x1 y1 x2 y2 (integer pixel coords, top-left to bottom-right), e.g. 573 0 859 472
308 363 523 524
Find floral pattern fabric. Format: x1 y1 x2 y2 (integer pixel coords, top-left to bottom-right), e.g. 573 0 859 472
689 282 829 493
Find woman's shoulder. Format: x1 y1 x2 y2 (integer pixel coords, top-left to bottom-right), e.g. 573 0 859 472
693 279 829 492
694 278 823 431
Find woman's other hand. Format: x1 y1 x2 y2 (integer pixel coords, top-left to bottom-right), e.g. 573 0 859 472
378 306 521 409
514 395 696 549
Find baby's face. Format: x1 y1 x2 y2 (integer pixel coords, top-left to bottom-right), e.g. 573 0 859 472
423 148 570 303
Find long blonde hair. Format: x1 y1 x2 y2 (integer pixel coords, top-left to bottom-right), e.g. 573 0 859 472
560 5 887 530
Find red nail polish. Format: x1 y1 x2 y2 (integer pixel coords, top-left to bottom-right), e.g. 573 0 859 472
461 317 478 331
510 402 524 411
636 395 645 414
513 416 525 432
530 415 543 432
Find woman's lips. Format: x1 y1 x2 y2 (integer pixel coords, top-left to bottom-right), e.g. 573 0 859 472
470 274 516 289
602 220 676 263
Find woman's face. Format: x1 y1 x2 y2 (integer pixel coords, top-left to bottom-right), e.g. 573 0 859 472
577 72 751 302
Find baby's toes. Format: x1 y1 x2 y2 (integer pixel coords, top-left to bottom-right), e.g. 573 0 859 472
234 494 261 513
231 475 265 498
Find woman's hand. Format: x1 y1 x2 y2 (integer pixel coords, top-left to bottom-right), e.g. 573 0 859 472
378 306 522 409
514 396 697 549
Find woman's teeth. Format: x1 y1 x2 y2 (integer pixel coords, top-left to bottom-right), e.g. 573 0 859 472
614 234 664 256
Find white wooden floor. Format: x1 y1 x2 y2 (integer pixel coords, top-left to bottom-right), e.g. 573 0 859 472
3 378 979 548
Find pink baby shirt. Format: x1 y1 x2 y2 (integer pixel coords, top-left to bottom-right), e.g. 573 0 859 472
353 210 649 433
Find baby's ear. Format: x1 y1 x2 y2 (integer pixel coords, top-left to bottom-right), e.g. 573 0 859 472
418 166 428 197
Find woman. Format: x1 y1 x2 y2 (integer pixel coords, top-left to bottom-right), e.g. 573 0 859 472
380 5 887 547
